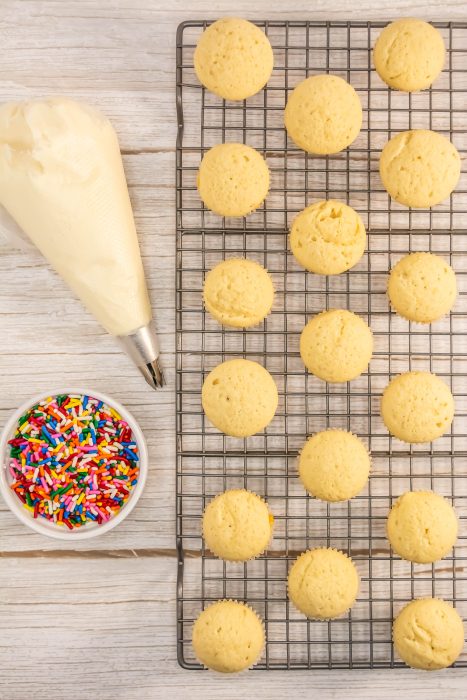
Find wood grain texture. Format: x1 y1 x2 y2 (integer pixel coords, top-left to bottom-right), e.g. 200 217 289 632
1 555 467 700
0 1 466 697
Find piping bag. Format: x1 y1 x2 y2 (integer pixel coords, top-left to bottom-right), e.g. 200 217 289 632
0 98 164 389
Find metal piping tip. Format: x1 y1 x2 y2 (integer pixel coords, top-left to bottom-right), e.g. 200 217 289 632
117 320 165 391
140 358 165 390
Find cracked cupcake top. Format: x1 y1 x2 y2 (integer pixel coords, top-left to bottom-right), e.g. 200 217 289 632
203 258 274 328
373 18 445 92
300 309 373 383
393 598 464 670
379 129 461 208
288 548 359 620
387 491 458 564
290 200 366 276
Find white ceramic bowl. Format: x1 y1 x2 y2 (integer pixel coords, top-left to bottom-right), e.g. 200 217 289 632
0 388 148 540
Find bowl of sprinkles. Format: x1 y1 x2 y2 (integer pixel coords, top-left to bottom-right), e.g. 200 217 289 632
0 389 147 539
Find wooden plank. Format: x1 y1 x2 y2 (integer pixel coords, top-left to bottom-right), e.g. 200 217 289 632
0 555 466 700
0 0 467 696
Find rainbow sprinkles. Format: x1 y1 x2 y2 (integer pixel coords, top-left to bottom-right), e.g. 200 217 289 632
8 394 139 530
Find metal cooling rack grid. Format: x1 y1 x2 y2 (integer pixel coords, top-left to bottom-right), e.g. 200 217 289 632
175 20 467 670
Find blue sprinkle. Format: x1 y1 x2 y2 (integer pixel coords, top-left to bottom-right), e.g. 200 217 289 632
41 425 55 445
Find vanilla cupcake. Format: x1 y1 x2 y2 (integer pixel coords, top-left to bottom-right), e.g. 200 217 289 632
374 19 445 92
202 489 274 561
288 548 359 619
387 491 458 563
393 598 464 670
300 309 373 383
285 74 362 155
203 258 274 328
192 600 265 673
197 143 269 217
388 252 457 323
379 130 460 208
299 429 370 502
194 18 273 100
381 371 454 443
201 359 278 437
290 200 366 275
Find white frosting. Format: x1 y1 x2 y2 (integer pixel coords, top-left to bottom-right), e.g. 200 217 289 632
0 98 151 335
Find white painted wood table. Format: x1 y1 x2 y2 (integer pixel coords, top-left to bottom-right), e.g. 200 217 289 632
0 1 466 698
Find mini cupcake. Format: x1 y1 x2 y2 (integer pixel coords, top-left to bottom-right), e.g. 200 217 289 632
288 547 359 619
298 429 370 502
202 489 274 561
387 491 458 563
192 599 265 673
393 598 464 670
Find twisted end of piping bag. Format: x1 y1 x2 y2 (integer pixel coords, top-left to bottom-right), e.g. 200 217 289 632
117 321 165 390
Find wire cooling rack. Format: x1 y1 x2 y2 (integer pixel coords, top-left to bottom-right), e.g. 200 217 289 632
175 20 467 670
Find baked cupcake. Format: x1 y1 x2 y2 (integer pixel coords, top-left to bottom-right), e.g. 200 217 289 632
393 598 464 670
374 19 445 92
388 252 457 323
194 17 273 100
192 599 265 673
379 130 460 208
290 200 366 275
299 429 370 502
285 74 362 155
387 491 458 563
201 359 278 437
381 371 454 443
300 309 373 383
202 489 274 561
197 143 269 217
288 548 359 619
203 258 274 328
